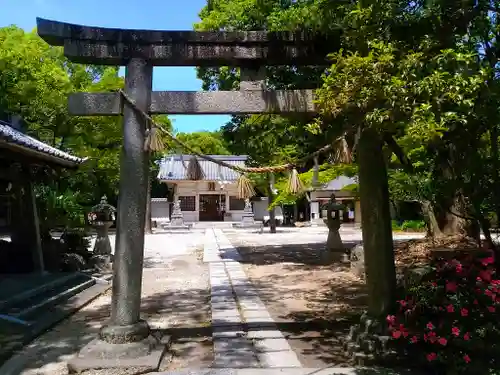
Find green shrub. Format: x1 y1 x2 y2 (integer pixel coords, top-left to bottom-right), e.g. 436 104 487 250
401 220 426 231
388 252 500 374
392 220 403 230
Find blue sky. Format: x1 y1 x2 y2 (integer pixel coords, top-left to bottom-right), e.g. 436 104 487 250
0 0 230 133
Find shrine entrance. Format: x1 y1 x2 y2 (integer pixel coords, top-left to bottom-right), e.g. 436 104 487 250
199 194 223 221
35 17 399 372
35 17 344 371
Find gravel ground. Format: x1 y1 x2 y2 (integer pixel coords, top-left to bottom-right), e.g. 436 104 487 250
1 233 212 375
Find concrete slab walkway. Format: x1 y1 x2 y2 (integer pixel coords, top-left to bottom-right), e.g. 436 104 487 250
205 228 301 368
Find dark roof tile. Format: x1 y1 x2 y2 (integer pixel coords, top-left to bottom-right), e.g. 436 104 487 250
0 120 85 165
158 154 247 181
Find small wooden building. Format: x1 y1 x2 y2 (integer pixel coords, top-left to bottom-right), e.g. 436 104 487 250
0 119 85 274
156 155 249 222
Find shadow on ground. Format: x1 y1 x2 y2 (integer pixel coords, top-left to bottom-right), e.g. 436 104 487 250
1 238 404 372
226 239 369 367
0 253 212 373
232 241 361 267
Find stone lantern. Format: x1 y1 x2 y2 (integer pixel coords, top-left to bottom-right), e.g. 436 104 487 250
88 195 116 271
323 194 346 256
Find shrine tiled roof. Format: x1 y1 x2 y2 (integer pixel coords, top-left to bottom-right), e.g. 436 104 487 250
157 155 247 181
322 175 358 191
0 120 85 167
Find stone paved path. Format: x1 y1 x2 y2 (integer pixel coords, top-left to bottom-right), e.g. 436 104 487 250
0 231 211 375
205 228 301 368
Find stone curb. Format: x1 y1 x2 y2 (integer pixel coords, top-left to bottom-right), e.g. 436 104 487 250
212 229 302 368
0 273 82 312
0 282 112 375
150 367 414 375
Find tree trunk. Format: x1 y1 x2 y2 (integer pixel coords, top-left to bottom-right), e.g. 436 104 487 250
357 128 396 318
490 126 500 228
421 200 443 238
439 195 478 239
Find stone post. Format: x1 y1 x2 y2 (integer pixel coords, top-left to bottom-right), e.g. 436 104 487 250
100 58 153 342
267 172 276 233
357 128 396 318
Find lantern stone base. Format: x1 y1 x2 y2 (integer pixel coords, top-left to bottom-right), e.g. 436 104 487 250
326 228 344 252
67 325 170 374
343 313 397 367
91 254 112 272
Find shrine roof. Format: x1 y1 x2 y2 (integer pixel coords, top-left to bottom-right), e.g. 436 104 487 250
0 120 86 167
157 155 247 182
322 175 358 191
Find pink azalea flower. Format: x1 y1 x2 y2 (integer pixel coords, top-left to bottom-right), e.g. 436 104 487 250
446 304 454 313
464 354 471 363
426 322 435 330
428 331 437 343
463 332 470 341
482 257 494 266
461 308 469 317
427 352 437 362
392 330 402 339
452 327 460 336
488 306 496 313
479 270 492 282
410 336 418 343
446 281 457 292
438 337 448 346
386 315 396 325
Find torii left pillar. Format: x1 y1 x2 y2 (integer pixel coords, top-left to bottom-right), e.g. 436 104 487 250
101 58 152 340
72 59 163 373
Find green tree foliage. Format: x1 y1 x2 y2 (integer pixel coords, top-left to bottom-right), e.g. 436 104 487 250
196 0 500 241
174 130 230 155
0 25 174 227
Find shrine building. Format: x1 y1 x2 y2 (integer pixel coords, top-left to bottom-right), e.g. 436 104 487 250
155 154 249 222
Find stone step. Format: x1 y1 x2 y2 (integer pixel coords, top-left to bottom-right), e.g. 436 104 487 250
0 272 79 312
0 281 111 373
0 272 106 323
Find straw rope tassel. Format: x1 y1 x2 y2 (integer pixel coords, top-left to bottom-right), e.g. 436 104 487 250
148 127 164 152
287 168 304 194
237 174 255 199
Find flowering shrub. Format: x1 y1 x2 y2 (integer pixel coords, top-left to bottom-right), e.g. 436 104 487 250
387 251 500 374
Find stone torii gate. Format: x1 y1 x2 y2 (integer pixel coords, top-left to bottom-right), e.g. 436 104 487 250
36 18 395 372
36 18 339 371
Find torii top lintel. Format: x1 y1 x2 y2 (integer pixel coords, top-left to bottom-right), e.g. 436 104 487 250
36 18 340 67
